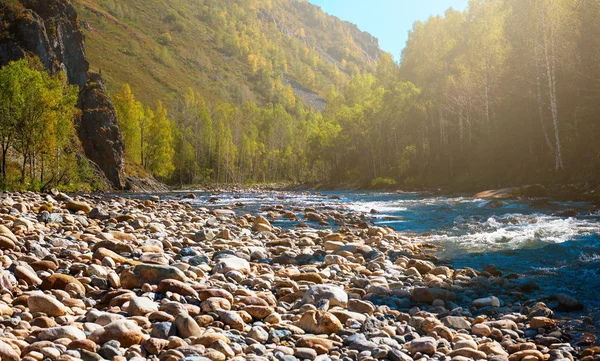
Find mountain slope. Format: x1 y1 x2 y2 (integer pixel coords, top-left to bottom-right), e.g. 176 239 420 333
74 0 383 108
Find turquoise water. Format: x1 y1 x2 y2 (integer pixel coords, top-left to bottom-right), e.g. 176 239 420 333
162 190 600 309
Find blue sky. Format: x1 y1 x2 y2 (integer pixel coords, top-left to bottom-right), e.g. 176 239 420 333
307 0 469 60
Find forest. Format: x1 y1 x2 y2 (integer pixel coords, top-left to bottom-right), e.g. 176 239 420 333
1 0 599 190
109 0 600 189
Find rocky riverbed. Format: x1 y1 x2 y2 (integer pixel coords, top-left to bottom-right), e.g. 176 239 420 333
0 191 597 361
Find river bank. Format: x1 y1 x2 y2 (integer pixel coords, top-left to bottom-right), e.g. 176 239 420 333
0 190 596 361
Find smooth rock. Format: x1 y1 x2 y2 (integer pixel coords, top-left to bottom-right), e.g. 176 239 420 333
295 310 343 334
89 320 143 347
28 293 68 316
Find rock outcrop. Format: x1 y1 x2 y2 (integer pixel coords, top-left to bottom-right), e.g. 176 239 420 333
0 0 126 189
78 72 126 189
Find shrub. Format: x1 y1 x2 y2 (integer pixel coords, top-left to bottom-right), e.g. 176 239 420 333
370 177 397 189
172 20 186 33
163 11 179 24
157 32 172 45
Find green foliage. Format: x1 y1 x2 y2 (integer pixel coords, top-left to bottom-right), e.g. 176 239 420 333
163 11 179 24
86 0 600 189
113 84 142 163
76 0 380 108
142 101 175 178
371 177 397 189
157 32 172 46
0 58 84 190
395 0 600 186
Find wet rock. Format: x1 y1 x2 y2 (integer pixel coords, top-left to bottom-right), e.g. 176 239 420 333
412 287 455 304
530 316 555 330
555 294 584 311
472 296 500 308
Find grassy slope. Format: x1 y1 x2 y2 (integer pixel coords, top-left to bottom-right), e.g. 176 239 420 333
74 0 383 107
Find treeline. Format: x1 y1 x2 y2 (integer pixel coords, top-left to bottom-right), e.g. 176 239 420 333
0 58 97 190
113 84 331 185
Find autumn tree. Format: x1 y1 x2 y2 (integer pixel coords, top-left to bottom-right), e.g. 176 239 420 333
113 84 142 163
0 58 79 187
143 101 175 178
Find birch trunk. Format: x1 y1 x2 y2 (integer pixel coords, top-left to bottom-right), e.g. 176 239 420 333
535 44 554 152
542 6 564 170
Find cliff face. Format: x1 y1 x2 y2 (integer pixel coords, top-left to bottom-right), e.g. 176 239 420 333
78 73 126 190
0 0 126 189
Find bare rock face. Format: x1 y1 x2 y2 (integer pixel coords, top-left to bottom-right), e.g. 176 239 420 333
0 0 126 189
77 73 126 189
20 0 89 86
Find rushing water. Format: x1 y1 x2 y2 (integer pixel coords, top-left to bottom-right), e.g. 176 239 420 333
162 190 600 310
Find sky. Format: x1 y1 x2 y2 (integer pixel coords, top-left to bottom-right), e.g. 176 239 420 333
307 0 469 60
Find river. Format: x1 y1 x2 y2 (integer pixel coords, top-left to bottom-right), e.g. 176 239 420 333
153 190 600 318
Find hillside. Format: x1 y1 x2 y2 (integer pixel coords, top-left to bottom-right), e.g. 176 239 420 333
75 0 383 109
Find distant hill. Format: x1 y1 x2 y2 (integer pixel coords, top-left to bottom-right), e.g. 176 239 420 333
75 0 384 109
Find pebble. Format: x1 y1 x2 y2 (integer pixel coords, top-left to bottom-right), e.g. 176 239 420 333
0 191 590 361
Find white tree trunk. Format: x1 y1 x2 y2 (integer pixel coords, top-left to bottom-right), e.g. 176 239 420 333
535 45 554 152
542 7 564 170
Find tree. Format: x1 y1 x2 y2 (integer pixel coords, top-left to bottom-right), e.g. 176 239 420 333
0 58 78 186
143 101 175 178
113 83 142 163
0 59 26 182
